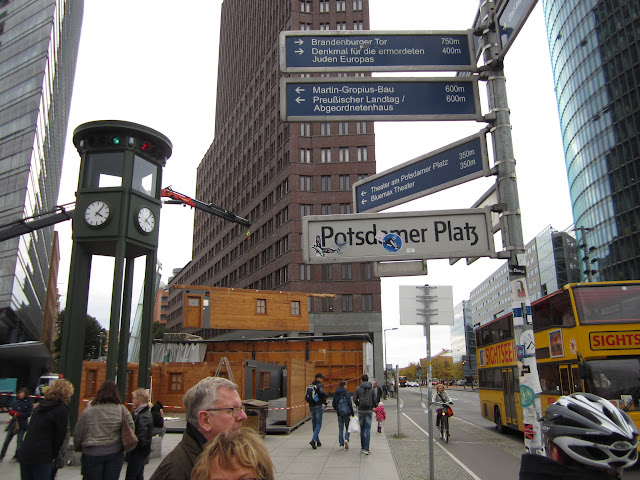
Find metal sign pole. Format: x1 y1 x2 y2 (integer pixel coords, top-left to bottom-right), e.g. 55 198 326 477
417 285 435 480
396 365 401 436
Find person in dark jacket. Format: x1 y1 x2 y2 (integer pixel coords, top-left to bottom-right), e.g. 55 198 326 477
1 387 33 462
150 401 165 437
353 374 378 455
331 381 354 449
16 379 73 480
150 377 247 480
307 373 329 450
125 388 154 480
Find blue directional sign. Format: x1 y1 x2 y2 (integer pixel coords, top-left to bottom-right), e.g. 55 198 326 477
281 77 482 122
353 131 490 213
280 30 475 72
497 0 538 59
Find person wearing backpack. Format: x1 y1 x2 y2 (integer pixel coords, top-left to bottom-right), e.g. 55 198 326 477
306 373 328 450
331 381 354 450
353 374 378 455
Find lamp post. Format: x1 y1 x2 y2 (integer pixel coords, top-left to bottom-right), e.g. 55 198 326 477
383 328 398 385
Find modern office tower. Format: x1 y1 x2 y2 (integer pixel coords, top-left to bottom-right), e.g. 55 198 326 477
542 0 640 280
450 300 477 381
0 0 83 358
469 226 579 326
166 1 383 373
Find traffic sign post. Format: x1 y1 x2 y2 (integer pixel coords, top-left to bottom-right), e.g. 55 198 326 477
496 0 538 59
302 208 496 264
281 77 482 122
353 130 491 213
280 30 476 72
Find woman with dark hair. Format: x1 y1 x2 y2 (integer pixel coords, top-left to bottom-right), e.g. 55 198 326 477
16 379 74 480
1 387 32 462
73 380 135 480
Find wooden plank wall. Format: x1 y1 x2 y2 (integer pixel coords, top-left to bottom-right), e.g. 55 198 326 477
287 358 314 427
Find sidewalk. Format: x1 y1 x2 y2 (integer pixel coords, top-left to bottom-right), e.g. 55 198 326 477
0 411 400 479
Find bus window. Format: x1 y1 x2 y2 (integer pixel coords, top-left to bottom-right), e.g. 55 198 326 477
585 358 640 407
571 365 583 392
538 364 561 393
574 284 640 324
559 366 571 395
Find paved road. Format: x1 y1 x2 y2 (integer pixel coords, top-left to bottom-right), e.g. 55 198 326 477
387 387 640 480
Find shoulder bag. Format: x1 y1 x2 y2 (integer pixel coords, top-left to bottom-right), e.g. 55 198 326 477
120 405 138 453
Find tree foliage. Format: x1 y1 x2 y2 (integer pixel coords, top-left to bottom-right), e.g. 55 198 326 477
152 321 167 340
52 310 107 369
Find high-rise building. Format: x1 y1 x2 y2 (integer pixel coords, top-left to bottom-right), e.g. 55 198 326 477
166 1 383 375
542 0 640 280
0 0 83 361
450 300 477 381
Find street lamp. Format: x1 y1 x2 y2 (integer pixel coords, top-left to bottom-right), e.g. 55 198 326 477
383 328 398 385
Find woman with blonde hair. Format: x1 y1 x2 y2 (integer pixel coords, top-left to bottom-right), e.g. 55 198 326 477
74 379 135 480
17 379 74 479
125 388 153 480
190 427 275 480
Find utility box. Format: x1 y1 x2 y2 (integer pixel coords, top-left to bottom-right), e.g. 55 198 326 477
243 399 269 437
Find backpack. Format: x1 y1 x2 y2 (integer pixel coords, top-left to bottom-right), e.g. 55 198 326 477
358 387 374 410
337 393 351 416
305 384 319 403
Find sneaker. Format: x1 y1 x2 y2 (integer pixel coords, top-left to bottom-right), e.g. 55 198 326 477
344 440 349 450
363 449 371 455
310 440 317 449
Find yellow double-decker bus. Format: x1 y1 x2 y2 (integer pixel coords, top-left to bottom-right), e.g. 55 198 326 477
475 281 640 440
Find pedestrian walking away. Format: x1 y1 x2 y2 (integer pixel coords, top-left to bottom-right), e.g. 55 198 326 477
1 387 33 463
150 377 247 480
124 388 154 480
373 401 386 433
16 379 74 480
331 381 354 450
306 373 328 450
353 374 379 455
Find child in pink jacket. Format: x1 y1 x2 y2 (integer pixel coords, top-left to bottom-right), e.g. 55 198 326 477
373 402 386 433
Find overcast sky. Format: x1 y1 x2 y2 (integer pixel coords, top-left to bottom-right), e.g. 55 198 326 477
54 0 573 369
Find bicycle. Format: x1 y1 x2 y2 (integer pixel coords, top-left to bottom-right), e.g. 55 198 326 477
433 401 453 443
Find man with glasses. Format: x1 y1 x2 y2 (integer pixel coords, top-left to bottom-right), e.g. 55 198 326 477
150 377 247 480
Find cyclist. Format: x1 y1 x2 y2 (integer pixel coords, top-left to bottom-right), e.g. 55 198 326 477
519 392 639 480
432 384 452 433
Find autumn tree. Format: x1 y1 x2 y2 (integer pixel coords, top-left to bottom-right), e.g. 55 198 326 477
52 310 107 369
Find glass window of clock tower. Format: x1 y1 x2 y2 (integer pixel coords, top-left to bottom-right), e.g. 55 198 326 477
132 155 158 197
84 152 124 188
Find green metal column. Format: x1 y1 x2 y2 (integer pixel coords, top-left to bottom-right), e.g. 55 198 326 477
116 258 135 400
106 240 126 380
138 251 157 389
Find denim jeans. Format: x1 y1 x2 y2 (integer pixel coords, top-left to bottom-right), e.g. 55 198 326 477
20 463 53 480
310 405 323 442
358 412 373 451
337 415 351 446
124 451 147 480
81 451 124 480
0 425 24 459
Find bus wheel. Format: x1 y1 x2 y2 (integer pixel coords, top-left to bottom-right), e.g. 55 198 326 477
494 407 504 434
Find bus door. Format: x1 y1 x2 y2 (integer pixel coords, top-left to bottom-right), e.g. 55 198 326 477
502 367 518 428
559 364 584 395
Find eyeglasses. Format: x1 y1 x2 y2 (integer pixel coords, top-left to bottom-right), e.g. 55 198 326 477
202 406 245 418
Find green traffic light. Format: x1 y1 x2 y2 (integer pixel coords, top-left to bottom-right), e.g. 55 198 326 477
112 136 120 145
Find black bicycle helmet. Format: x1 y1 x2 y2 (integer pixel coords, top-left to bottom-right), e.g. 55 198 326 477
541 392 639 471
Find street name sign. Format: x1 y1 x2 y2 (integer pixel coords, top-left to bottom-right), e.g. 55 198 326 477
281 77 482 122
280 30 475 72
302 208 496 264
496 0 538 59
353 131 490 213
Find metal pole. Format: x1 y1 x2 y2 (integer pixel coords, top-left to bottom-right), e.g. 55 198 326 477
395 365 400 436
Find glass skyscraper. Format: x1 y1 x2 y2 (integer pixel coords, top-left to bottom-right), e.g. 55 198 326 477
0 0 83 349
542 0 640 280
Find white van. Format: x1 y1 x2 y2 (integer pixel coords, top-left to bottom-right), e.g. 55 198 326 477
35 373 61 397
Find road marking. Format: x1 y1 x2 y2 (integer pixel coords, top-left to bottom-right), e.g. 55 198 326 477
403 413 482 480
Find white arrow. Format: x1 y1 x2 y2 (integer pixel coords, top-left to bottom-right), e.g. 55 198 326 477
361 199 367 205
295 48 304 55
295 39 304 45
295 97 305 104
360 191 366 196
295 87 305 94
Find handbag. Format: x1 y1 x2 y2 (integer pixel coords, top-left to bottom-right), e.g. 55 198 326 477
11 418 19 434
120 405 138 453
348 416 360 434
446 406 454 417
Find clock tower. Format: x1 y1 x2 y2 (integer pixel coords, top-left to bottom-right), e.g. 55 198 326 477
60 121 172 423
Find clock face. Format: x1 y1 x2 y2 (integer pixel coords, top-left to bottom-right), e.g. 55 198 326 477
136 207 155 233
84 201 110 227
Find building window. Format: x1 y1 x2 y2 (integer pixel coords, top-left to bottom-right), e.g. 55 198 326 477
361 262 372 279
260 371 271 390
320 0 330 13
320 22 330 30
323 264 334 281
300 175 312 190
300 22 312 30
170 373 183 392
256 299 267 314
339 175 350 190
340 203 351 214
321 204 332 214
301 264 311 280
300 204 312 217
338 122 349 135
86 370 97 395
300 123 311 137
341 263 353 280
342 294 353 312
337 0 346 12
353 0 362 10
322 297 334 312
321 123 331 135
357 146 368 162
339 147 349 162
356 122 367 134
291 301 301 315
321 148 332 163
300 149 311 163
362 294 373 311
300 0 312 12
321 175 332 191
354 20 364 30
336 21 347 30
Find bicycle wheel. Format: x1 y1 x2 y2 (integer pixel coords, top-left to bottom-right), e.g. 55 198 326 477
439 414 444 439
444 415 449 443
